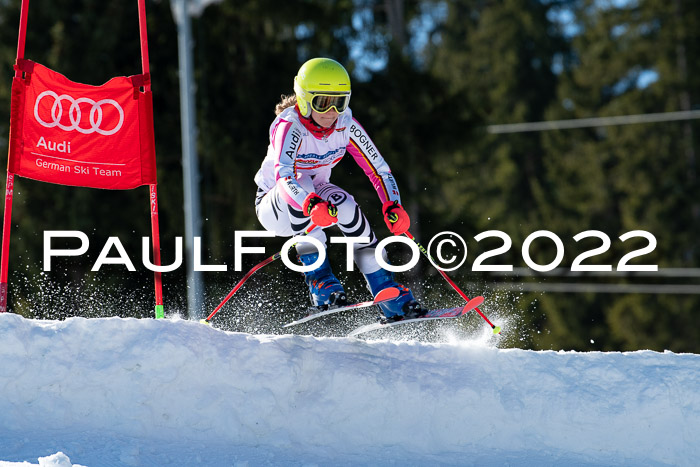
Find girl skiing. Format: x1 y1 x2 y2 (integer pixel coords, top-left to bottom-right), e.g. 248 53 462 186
254 57 426 321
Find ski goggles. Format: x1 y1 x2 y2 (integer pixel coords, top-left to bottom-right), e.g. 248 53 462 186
310 93 351 114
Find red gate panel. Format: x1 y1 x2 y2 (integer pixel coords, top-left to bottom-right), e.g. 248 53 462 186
8 59 156 190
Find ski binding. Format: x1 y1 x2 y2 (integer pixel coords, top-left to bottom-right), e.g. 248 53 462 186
283 287 401 328
348 295 485 336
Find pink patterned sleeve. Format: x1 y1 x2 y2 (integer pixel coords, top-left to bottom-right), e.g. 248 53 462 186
346 118 401 204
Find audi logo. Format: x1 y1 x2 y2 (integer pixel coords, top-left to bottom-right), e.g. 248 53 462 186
33 90 124 136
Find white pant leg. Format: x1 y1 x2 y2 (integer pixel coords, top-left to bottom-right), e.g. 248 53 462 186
255 176 327 255
314 183 386 275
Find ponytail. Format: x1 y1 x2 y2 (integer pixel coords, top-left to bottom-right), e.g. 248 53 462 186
275 94 297 115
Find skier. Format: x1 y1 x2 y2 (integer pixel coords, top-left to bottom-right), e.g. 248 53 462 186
254 57 427 322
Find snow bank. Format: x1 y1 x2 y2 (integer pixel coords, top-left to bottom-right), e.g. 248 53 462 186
0 313 698 466
0 452 85 467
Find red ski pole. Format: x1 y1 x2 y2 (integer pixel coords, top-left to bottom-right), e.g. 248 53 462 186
202 224 317 324
404 230 501 334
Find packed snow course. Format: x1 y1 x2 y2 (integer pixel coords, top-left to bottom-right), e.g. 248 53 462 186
0 313 699 466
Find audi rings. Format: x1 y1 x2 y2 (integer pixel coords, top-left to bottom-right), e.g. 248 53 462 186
33 90 124 136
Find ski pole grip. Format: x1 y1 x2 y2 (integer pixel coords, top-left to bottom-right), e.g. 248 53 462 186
385 200 400 223
328 203 338 217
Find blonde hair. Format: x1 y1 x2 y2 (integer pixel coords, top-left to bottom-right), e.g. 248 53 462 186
275 94 297 115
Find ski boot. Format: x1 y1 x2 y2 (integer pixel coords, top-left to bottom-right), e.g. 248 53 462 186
364 268 427 323
299 252 348 311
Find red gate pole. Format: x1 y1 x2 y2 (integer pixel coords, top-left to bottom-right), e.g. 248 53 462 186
15 0 29 62
0 173 16 313
137 0 164 319
1 0 30 313
149 185 164 319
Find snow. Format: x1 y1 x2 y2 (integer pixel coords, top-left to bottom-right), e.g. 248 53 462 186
1 312 699 466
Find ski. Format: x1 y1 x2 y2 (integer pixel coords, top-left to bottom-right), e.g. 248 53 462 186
282 287 401 328
348 295 485 336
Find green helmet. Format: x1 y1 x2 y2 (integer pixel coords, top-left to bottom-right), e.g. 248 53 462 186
294 58 351 117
